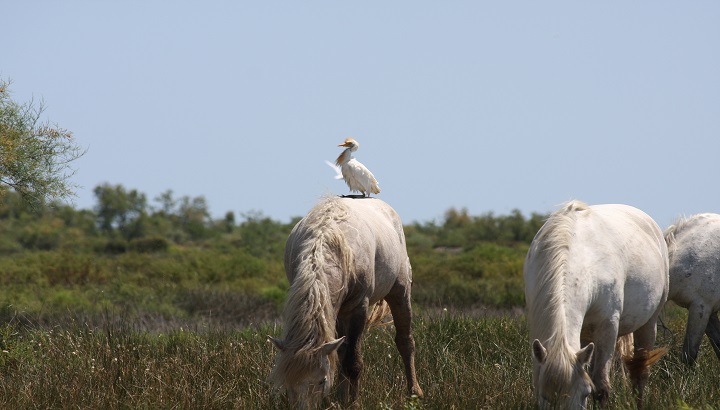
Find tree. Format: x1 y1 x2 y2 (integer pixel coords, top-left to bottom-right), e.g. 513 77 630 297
176 195 211 240
93 183 147 238
0 79 84 206
149 190 213 241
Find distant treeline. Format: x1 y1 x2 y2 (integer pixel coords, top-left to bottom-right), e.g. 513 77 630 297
1 184 547 251
0 184 548 328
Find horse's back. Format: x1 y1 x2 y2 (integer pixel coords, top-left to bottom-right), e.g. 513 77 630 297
284 196 409 304
335 198 410 299
344 197 405 241
574 204 668 331
330 197 407 258
577 204 665 249
526 202 666 287
572 204 666 275
667 213 720 307
288 196 402 238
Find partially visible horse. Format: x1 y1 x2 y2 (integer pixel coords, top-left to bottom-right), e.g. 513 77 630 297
665 213 720 366
524 201 668 409
268 196 423 408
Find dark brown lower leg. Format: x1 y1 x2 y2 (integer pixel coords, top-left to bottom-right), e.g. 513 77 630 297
338 306 367 404
386 289 423 398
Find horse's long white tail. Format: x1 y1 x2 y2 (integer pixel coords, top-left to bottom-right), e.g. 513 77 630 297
614 334 634 381
623 346 668 378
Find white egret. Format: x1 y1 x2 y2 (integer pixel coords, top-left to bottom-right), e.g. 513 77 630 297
335 138 380 197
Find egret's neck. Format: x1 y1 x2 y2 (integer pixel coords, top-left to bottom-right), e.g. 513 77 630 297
335 149 353 166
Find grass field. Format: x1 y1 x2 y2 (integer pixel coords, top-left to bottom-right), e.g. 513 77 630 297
1 184 716 408
0 306 718 409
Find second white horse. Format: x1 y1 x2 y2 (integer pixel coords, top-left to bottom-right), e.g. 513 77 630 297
665 213 720 366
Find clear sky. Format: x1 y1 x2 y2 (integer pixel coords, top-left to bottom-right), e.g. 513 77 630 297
4 2 719 226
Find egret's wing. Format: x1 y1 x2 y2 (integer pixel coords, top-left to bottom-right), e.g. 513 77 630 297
324 160 343 180
346 159 381 194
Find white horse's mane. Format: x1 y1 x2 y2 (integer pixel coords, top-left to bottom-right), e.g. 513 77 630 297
527 200 590 392
664 213 717 257
269 196 356 391
528 200 589 340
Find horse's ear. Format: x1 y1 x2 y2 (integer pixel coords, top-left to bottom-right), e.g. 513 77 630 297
320 336 346 355
268 336 286 351
532 339 547 364
577 342 594 366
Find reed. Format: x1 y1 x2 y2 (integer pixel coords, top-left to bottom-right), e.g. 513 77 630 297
0 308 717 409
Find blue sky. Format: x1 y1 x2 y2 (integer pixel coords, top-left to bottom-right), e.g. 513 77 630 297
4 2 719 226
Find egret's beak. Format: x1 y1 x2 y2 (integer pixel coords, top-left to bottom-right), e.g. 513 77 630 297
338 142 351 147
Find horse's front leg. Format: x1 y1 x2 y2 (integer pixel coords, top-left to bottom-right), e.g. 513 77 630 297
338 302 368 405
589 323 619 405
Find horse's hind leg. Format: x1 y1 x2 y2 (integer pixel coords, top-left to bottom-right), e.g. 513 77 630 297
338 303 368 405
704 312 720 363
682 302 712 367
385 282 423 398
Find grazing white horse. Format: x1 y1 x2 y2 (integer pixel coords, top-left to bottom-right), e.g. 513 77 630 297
268 196 422 408
524 201 668 409
665 213 720 366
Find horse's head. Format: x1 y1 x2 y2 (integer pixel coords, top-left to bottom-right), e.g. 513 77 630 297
269 336 345 408
531 339 595 409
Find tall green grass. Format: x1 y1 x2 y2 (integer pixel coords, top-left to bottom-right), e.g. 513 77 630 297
0 310 717 409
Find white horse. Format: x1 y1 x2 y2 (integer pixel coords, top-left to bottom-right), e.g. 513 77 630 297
524 201 668 409
665 213 720 366
268 196 423 408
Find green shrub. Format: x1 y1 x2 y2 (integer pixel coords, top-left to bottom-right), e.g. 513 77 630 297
103 239 128 254
18 222 62 250
128 236 169 253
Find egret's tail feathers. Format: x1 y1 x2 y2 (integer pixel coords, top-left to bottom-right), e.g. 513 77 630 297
324 160 343 180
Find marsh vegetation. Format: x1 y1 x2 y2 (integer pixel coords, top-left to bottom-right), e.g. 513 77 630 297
0 189 716 408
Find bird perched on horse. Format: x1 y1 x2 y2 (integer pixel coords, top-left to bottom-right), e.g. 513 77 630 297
335 138 381 198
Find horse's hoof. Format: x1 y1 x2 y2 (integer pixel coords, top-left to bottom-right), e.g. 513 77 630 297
593 389 609 405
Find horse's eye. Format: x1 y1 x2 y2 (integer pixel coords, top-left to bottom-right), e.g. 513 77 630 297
319 376 327 386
